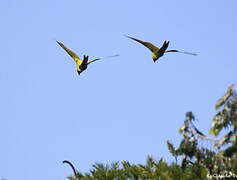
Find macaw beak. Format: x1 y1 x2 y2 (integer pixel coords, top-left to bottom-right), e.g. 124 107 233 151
77 71 81 75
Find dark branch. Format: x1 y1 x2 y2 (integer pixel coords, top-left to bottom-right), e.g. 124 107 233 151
63 160 77 176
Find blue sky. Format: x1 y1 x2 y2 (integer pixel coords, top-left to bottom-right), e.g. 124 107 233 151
1 0 237 180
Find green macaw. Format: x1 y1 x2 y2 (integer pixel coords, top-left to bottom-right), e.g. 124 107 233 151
57 41 119 75
125 35 197 62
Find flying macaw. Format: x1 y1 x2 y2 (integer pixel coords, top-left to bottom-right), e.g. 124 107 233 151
125 35 197 62
57 41 119 75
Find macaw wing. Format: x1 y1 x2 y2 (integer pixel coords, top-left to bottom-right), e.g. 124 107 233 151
57 41 82 64
165 49 198 56
125 35 159 53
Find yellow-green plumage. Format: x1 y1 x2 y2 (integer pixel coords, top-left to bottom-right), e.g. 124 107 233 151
125 35 197 62
56 41 119 75
57 41 82 64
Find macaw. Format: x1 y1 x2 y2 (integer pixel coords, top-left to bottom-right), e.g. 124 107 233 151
57 41 119 75
125 35 197 62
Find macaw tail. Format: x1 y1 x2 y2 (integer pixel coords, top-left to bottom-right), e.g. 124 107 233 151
178 51 198 56
99 54 120 60
166 50 198 56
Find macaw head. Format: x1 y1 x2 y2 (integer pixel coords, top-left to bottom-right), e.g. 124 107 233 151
77 68 82 75
152 53 159 61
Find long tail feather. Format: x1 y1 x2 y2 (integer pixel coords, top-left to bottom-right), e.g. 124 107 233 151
166 50 197 56
178 51 198 56
98 54 120 60
88 54 120 64
92 54 120 61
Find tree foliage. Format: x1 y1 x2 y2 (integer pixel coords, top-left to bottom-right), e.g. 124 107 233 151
64 84 237 180
167 84 237 175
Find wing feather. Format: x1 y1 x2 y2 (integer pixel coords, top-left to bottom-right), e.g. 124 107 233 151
57 41 82 64
125 35 159 53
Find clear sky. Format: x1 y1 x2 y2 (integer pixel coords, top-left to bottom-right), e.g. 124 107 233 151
1 0 237 180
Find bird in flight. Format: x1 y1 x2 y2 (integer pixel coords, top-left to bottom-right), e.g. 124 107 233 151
125 35 197 62
57 41 119 75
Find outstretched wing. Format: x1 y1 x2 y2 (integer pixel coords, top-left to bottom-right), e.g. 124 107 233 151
87 54 120 65
125 35 159 53
165 49 198 56
57 41 82 64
